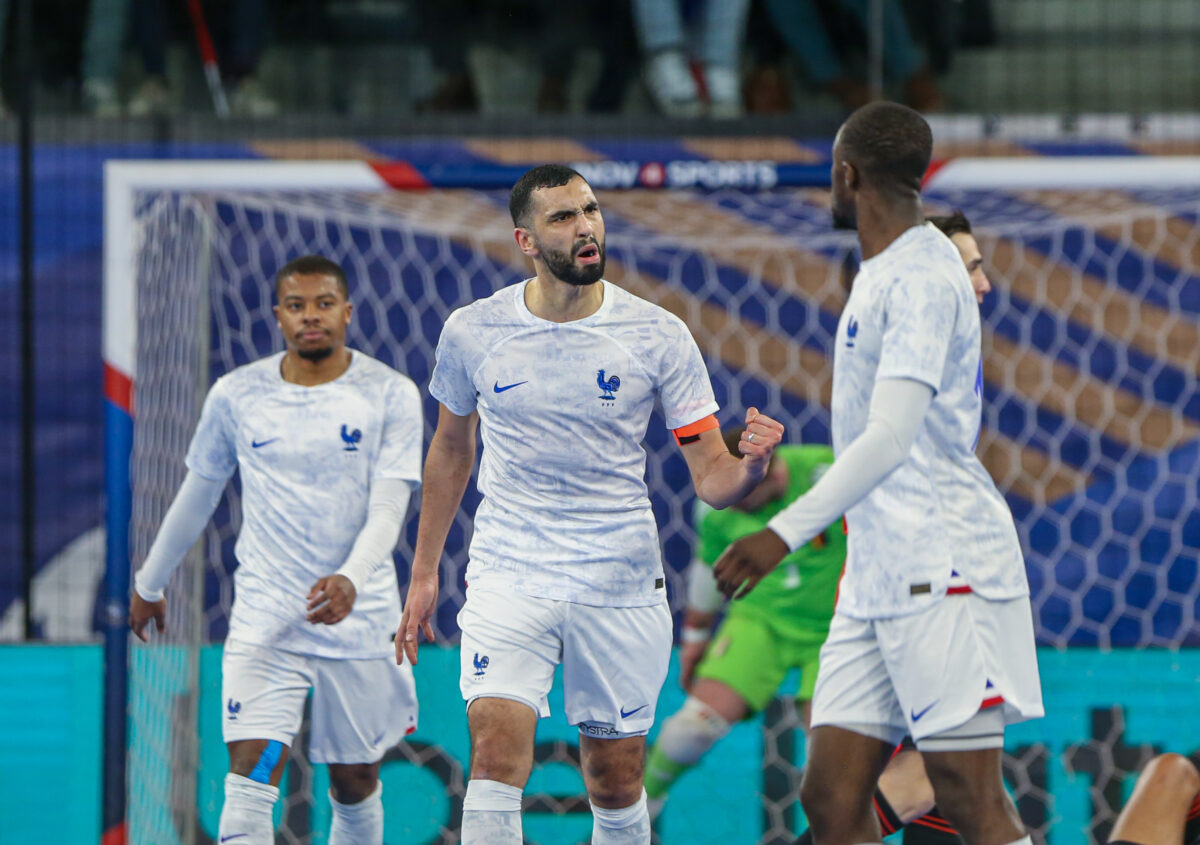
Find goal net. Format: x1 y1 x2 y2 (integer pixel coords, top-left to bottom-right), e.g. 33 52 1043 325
105 158 1200 844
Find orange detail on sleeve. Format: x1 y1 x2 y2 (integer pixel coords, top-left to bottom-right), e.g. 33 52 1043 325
672 414 720 446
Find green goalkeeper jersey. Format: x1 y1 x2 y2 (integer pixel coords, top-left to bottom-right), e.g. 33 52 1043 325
694 444 845 640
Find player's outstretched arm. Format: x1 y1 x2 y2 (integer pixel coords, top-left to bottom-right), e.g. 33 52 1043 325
681 408 784 510
715 378 933 599
397 403 478 666
129 470 226 641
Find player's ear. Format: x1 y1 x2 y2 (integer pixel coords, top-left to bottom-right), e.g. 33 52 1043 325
272 303 280 326
514 227 538 258
342 301 352 325
842 160 860 192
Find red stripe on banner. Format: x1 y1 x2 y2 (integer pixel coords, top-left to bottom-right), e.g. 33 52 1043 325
947 585 973 595
101 821 127 845
104 363 134 414
370 161 431 190
981 694 1005 709
922 158 949 188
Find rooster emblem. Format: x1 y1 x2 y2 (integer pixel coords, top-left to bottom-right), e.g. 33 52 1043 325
473 653 490 676
597 369 621 401
341 425 363 451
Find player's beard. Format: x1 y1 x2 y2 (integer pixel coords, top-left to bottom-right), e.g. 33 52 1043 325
539 236 606 286
297 344 335 362
831 200 857 231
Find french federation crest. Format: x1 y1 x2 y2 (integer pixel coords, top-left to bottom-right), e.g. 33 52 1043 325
473 653 490 676
341 425 363 451
597 369 621 401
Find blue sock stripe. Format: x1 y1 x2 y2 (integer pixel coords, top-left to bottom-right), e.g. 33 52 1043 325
248 740 283 784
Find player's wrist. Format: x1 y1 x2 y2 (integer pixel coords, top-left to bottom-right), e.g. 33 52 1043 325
133 578 165 604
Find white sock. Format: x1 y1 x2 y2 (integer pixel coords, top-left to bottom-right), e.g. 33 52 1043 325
590 789 651 844
329 780 383 845
461 778 523 844
219 772 279 844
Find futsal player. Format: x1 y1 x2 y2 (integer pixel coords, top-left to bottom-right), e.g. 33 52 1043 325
714 103 1044 845
129 255 423 844
396 164 785 845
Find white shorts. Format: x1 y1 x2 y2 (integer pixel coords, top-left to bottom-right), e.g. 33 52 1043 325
457 583 672 737
222 639 419 764
810 593 1044 746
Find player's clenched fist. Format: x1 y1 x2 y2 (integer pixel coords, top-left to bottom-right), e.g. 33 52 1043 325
713 527 790 600
306 574 356 625
738 407 784 469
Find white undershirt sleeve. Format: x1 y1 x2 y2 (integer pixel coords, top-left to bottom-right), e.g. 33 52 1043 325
686 558 724 614
335 478 414 595
766 377 935 552
134 471 227 602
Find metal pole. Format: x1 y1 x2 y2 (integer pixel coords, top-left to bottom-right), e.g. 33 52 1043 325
868 0 884 102
17 0 35 641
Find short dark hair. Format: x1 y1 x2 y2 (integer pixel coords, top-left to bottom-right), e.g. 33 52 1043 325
838 101 933 194
274 255 349 300
509 164 586 227
927 209 973 238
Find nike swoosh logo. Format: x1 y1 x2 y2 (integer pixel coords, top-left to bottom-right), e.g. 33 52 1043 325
493 381 528 393
910 701 938 722
220 836 249 843
620 704 648 719
251 438 279 449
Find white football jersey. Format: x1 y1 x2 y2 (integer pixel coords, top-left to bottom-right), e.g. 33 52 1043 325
833 223 1027 619
186 351 423 658
429 279 718 607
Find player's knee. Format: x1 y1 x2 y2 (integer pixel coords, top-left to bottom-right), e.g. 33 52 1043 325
1138 753 1200 801
800 769 847 831
582 745 645 808
227 739 288 784
469 735 533 786
328 763 379 804
656 697 732 765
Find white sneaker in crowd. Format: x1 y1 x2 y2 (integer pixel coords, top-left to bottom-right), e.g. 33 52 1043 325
704 64 743 119
645 49 702 118
230 76 280 118
127 77 171 118
82 77 121 117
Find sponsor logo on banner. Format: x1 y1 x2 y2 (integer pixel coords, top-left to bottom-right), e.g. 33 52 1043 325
572 160 779 190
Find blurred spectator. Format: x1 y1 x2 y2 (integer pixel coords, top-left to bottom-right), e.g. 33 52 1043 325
631 0 752 119
79 0 274 117
81 0 170 117
417 0 635 115
759 0 943 112
417 0 479 112
208 0 278 117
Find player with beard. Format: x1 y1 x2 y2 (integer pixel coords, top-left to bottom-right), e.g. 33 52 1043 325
714 103 1043 845
398 164 785 845
130 255 423 844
